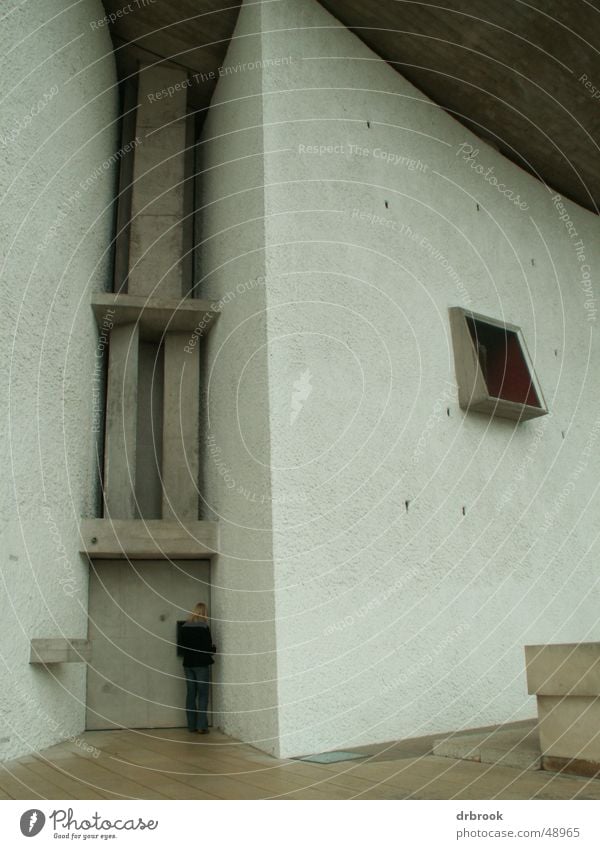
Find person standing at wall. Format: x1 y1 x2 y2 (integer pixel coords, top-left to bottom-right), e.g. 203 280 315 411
179 602 216 734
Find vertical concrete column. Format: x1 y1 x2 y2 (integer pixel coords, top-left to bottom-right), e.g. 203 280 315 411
120 64 199 521
161 333 200 520
128 63 188 299
103 323 139 518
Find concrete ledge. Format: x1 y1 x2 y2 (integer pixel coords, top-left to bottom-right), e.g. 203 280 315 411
80 519 219 559
542 755 600 780
92 293 218 341
433 720 541 771
30 639 91 664
525 642 600 696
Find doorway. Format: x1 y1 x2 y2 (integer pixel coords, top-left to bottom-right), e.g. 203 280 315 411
86 559 211 730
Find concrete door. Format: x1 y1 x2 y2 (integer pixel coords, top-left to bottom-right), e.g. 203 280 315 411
86 559 211 730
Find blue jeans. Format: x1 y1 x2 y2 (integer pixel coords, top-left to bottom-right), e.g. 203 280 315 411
184 666 210 731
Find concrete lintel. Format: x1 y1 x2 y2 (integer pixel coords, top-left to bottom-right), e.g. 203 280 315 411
30 639 91 664
92 293 218 341
80 519 218 560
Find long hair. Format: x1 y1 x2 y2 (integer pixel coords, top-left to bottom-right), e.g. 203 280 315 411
187 601 208 623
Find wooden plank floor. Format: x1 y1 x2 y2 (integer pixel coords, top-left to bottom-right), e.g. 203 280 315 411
1 729 600 800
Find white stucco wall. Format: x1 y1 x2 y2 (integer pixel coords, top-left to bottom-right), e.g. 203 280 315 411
197 2 280 753
0 1 118 761
202 0 600 758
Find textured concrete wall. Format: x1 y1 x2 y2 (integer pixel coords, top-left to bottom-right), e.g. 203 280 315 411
206 0 600 758
197 2 280 753
261 0 600 757
0 1 117 760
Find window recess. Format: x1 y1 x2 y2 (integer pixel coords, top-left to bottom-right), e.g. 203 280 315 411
449 307 548 422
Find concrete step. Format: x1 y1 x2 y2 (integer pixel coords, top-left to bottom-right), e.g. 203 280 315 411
433 720 541 771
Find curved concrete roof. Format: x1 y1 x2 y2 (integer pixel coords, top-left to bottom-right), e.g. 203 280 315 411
103 0 600 212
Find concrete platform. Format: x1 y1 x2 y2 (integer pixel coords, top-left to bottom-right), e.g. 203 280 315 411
2 726 600 800
433 719 541 771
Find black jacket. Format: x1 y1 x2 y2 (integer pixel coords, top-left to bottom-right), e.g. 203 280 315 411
179 622 215 668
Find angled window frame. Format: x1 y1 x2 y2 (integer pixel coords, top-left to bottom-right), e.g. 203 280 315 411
449 307 548 422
